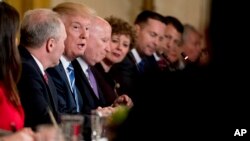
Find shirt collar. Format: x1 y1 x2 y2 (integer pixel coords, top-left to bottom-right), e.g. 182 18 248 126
60 55 71 71
131 48 142 64
76 57 89 76
153 52 161 61
31 54 45 75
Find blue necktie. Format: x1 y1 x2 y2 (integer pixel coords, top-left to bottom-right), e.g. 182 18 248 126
137 59 145 73
67 63 80 112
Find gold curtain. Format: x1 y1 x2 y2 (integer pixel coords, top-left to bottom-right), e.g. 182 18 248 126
4 0 50 18
142 0 155 11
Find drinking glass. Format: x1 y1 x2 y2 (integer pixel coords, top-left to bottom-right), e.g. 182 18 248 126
91 110 108 141
60 114 84 141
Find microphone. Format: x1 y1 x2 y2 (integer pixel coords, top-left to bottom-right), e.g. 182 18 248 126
181 52 189 61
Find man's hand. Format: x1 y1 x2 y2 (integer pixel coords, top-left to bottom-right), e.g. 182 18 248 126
112 94 133 108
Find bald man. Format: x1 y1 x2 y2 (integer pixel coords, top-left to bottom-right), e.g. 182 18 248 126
72 16 132 117
72 16 111 113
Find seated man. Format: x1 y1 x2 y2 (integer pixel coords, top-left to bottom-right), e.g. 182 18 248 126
72 16 133 116
17 8 66 129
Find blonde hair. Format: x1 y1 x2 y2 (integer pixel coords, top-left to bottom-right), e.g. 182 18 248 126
52 2 96 19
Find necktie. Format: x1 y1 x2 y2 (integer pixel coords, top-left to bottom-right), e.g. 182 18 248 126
43 72 49 85
67 63 80 112
157 56 168 71
87 67 99 98
137 59 145 73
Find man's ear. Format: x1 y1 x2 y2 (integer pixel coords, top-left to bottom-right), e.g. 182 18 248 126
135 24 141 33
46 38 55 52
134 24 141 38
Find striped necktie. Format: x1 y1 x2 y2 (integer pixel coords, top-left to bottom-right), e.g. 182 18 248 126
67 63 80 112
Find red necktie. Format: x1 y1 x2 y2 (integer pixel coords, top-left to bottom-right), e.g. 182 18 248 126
157 55 169 71
43 72 49 85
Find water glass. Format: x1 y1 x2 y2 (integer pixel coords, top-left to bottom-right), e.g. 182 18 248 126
60 114 84 141
91 110 108 141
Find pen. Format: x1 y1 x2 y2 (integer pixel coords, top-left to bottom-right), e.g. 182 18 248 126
47 107 59 129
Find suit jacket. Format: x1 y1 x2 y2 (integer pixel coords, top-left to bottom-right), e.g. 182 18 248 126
114 65 215 141
109 52 137 96
72 59 107 114
110 51 159 100
94 63 118 105
17 46 59 129
47 61 83 114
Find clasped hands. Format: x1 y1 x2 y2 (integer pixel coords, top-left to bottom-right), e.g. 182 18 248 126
96 94 133 117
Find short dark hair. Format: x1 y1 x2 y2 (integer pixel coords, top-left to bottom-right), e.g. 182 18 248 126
165 16 184 34
134 10 166 26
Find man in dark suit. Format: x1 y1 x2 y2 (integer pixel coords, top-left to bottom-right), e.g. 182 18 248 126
71 16 132 141
73 16 133 115
46 2 95 114
17 8 67 129
155 16 185 72
72 16 112 113
109 10 166 99
45 3 96 140
114 0 250 140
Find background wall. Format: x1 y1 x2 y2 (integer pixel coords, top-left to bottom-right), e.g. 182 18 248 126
51 0 211 34
4 0 211 34
155 0 211 32
51 0 143 24
4 0 50 18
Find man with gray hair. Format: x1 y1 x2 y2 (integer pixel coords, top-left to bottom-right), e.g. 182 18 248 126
17 8 67 129
181 24 203 64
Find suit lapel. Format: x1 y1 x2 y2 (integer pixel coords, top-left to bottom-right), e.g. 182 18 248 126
72 60 106 107
72 60 96 107
91 67 106 105
128 52 136 65
58 62 72 93
19 46 57 116
46 72 59 113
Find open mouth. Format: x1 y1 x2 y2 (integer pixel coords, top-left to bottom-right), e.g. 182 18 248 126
112 52 121 57
77 43 85 49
